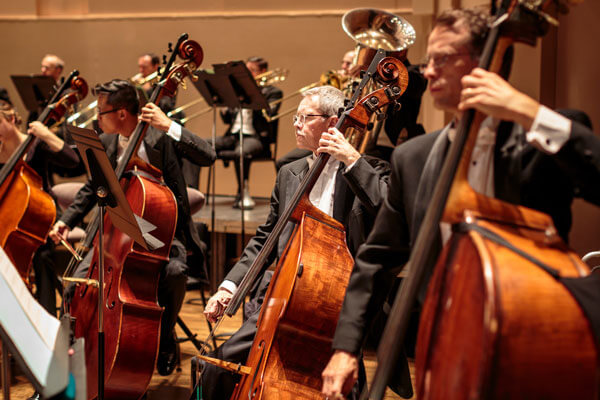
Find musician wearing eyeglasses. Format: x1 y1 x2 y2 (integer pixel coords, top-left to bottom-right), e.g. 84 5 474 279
199 85 390 399
322 7 600 399
48 79 216 376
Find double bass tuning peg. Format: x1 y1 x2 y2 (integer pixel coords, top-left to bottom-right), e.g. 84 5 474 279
162 55 168 65
168 42 173 52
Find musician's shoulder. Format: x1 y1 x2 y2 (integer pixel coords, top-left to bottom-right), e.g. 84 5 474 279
391 128 444 166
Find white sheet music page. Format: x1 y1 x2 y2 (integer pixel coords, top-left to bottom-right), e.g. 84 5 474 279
0 246 69 397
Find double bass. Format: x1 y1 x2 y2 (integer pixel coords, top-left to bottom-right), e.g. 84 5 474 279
196 50 409 399
0 72 87 284
367 1 598 399
65 35 204 399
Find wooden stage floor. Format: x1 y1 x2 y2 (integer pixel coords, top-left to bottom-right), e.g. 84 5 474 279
3 288 409 399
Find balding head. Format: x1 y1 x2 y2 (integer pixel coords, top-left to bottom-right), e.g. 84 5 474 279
41 54 65 81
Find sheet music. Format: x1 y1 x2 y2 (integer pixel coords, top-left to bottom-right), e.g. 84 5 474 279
0 246 69 397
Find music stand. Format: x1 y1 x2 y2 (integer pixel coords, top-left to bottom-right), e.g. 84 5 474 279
0 246 82 400
10 75 56 114
212 61 269 241
66 125 163 400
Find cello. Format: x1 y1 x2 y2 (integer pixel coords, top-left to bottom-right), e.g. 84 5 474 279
0 71 87 284
196 51 409 400
65 35 204 399
366 1 599 399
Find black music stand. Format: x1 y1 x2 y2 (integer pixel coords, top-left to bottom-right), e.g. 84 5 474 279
10 75 55 115
67 125 163 400
190 69 243 348
212 61 269 240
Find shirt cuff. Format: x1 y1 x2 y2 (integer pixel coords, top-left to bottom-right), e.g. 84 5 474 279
526 105 571 154
219 280 238 295
344 158 359 173
166 121 182 141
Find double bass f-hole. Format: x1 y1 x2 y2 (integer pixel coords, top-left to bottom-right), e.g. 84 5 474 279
249 341 267 399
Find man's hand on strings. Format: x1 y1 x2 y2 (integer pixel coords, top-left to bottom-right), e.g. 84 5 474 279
321 350 359 398
459 68 539 130
49 220 71 245
204 288 233 323
317 127 360 166
140 102 172 132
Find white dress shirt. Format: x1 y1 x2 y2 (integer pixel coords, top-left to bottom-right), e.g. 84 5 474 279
220 153 358 295
116 121 182 164
440 106 572 243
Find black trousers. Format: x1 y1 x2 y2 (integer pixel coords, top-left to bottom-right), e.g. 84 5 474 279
209 133 263 188
33 240 60 316
65 238 188 351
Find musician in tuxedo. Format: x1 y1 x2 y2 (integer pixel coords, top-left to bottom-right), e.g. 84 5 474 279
199 85 390 399
322 7 600 398
211 56 283 208
49 79 216 376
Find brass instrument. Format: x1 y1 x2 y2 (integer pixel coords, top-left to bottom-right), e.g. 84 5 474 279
130 67 163 86
180 68 289 124
68 69 164 128
342 8 416 71
255 68 288 87
341 8 416 152
262 70 346 122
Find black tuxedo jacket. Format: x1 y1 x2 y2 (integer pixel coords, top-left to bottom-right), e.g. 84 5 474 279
224 155 391 287
333 119 600 357
60 127 216 254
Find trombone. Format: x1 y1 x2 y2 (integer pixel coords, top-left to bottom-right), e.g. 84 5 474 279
262 70 348 122
67 69 164 128
179 68 289 124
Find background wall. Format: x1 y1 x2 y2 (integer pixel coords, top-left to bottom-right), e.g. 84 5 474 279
0 0 598 256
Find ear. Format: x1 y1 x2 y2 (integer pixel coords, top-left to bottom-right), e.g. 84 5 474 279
328 115 338 128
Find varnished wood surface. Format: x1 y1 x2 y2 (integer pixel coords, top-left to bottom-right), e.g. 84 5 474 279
192 194 270 235
2 289 409 399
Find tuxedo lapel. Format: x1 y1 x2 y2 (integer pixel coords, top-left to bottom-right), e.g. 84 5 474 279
102 134 119 168
494 121 522 204
282 158 309 209
333 163 352 224
143 128 163 169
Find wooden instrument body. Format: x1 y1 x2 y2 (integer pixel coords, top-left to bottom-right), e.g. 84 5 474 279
71 163 177 399
416 217 599 400
230 196 354 400
0 160 55 284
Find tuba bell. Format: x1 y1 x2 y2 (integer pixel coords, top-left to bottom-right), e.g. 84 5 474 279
342 8 416 74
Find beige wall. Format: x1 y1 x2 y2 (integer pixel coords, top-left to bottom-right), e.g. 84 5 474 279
1 0 597 255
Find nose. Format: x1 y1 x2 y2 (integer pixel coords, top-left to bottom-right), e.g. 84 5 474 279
422 61 436 80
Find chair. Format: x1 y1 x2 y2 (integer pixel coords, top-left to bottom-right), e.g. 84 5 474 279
216 118 279 209
52 182 86 242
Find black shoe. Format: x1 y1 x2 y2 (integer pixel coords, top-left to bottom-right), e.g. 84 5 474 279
157 336 179 376
28 392 41 400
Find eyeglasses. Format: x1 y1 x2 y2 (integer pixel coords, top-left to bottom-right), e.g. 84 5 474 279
292 114 329 125
96 107 123 116
418 52 473 73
